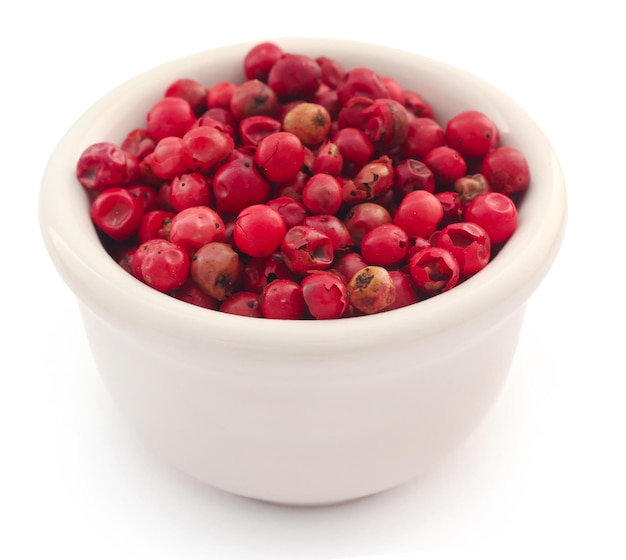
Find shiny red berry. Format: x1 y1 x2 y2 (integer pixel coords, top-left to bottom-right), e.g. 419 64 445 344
206 81 238 110
138 209 175 244
142 136 188 181
465 192 518 244
303 214 354 253
385 270 420 310
181 125 234 174
146 96 196 141
243 42 284 82
170 278 220 310
233 204 286 258
90 187 144 240
360 224 409 266
165 78 208 116
254 131 305 183
280 225 334 274
302 173 343 215
212 158 272 216
331 127 374 177
393 190 444 239
220 291 262 317
408 247 460 295
393 159 436 195
169 172 211 212
139 239 190 293
260 279 306 319
266 197 308 229
238 115 282 147
336 67 390 105
400 117 445 161
481 146 530 194
435 222 491 276
301 272 350 319
76 142 140 191
267 53 322 101
423 146 467 187
445 110 499 158
168 206 225 252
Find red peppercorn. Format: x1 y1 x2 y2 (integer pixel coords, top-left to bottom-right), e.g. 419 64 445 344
142 136 188 181
165 78 208 116
126 184 158 213
423 146 467 187
342 155 394 204
76 142 140 191
168 206 226 252
90 187 144 240
233 204 287 258
206 81 238 110
465 192 518 244
393 190 444 239
316 56 345 89
301 272 350 319
169 172 211 212
393 159 436 195
138 209 175 244
408 247 460 295
481 146 531 194
386 270 420 310
254 131 305 183
435 222 491 276
331 127 375 177
260 279 306 319
280 225 334 274
170 278 219 310
303 214 354 253
267 53 322 101
212 158 272 217
445 110 499 158
238 115 282 147
181 125 234 174
220 291 262 317
302 173 343 215
139 239 190 293
336 67 390 105
121 129 156 160
360 224 409 266
146 96 196 141
243 42 284 82
400 117 446 161
312 141 343 176
266 197 308 229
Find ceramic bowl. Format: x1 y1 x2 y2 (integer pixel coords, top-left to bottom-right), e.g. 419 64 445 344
39 38 567 505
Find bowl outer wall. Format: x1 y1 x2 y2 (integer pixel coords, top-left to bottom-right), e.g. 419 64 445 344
39 37 567 370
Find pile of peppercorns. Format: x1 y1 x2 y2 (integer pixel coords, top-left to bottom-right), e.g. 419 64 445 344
75 41 529 320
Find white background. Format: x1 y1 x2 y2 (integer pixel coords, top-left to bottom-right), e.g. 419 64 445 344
2 1 624 558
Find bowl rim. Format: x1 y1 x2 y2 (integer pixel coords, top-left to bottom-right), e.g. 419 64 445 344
39 37 567 357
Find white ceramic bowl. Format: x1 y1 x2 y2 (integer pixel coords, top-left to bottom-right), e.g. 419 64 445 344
39 38 567 505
